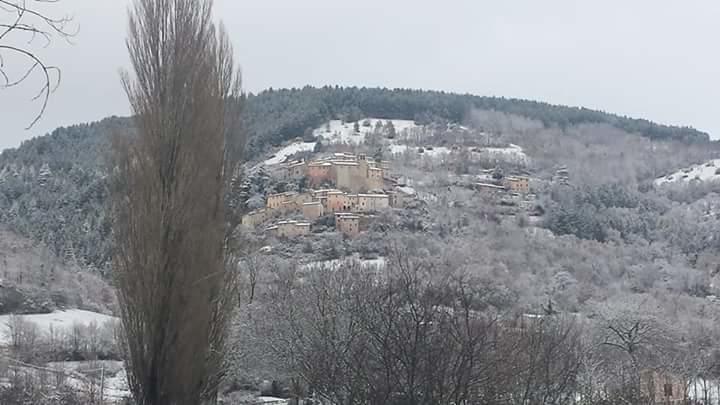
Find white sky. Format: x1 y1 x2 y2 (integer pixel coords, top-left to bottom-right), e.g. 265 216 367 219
1 0 719 150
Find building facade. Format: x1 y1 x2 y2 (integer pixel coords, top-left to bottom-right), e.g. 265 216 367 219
302 201 324 221
241 209 270 228
267 220 311 238
335 213 361 237
506 176 530 194
286 153 385 192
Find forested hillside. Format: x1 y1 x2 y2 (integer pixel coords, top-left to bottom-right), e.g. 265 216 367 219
0 86 713 273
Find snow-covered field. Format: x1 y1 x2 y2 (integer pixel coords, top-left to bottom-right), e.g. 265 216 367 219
314 119 420 145
264 141 317 165
264 118 529 166
0 309 118 346
655 159 720 186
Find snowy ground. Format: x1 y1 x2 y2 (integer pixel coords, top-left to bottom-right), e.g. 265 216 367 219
314 119 420 145
477 143 528 162
0 309 118 346
45 360 130 399
255 397 289 404
264 118 529 167
264 142 317 165
655 159 720 186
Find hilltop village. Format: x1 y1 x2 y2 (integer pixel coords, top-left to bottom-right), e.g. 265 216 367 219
241 150 536 238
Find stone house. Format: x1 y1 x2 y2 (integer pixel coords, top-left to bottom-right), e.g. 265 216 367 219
387 191 404 208
302 201 324 221
267 191 298 210
355 194 390 212
286 161 307 178
327 191 353 213
307 162 333 186
241 209 270 228
335 213 361 237
267 191 312 214
505 176 530 194
333 161 361 191
289 153 385 192
267 220 311 238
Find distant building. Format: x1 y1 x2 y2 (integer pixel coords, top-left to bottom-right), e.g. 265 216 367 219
554 166 570 185
505 176 530 194
335 213 361 237
355 194 390 212
387 191 405 208
327 191 353 213
267 191 298 210
302 201 324 221
286 153 385 192
267 220 311 238
307 162 333 186
286 161 307 178
241 209 270 228
474 182 507 194
267 191 312 214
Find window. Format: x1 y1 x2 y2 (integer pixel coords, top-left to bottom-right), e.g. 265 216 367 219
664 383 673 397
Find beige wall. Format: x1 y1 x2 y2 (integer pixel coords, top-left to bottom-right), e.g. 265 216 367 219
267 192 297 209
356 194 389 212
507 177 530 194
274 222 311 238
336 215 360 237
242 209 268 228
327 192 352 213
308 164 332 186
334 163 358 192
303 202 324 221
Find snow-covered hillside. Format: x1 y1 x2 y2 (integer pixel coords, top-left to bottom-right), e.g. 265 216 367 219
314 119 420 145
655 159 720 186
262 118 529 166
0 309 118 346
264 141 316 165
481 143 528 162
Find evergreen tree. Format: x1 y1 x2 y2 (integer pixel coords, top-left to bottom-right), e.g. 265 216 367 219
385 120 397 139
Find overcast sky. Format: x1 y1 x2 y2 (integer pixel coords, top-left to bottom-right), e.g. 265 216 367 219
1 0 719 151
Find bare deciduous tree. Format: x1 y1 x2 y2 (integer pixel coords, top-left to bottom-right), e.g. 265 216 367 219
111 0 243 404
1 0 76 127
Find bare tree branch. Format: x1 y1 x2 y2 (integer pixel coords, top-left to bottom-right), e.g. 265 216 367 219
0 0 76 128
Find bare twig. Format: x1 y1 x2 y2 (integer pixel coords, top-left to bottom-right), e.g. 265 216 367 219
0 0 76 128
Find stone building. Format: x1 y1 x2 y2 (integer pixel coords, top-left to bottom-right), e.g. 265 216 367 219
302 201 324 221
506 176 530 194
355 194 390 212
387 191 404 208
327 191 353 213
335 213 361 237
267 220 311 238
266 191 312 214
267 191 299 210
241 209 270 228
286 161 307 178
307 162 333 186
287 153 385 192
